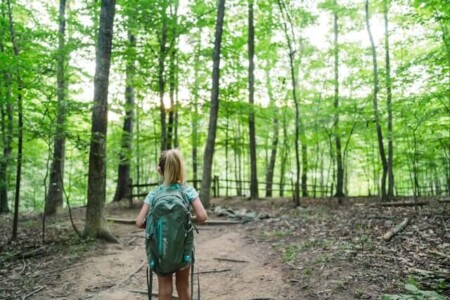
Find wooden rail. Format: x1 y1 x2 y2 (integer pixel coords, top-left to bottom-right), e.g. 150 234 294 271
127 177 449 200
127 176 331 199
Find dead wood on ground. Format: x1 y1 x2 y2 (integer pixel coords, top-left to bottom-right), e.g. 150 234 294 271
382 217 411 241
379 201 427 207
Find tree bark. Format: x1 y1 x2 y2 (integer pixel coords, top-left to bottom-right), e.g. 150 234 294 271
158 4 168 151
248 0 258 200
167 48 176 150
46 0 67 215
199 0 226 208
234 119 243 196
84 0 118 243
384 0 394 200
0 0 12 213
0 103 11 213
277 0 301 206
0 90 13 214
279 107 289 197
333 1 344 199
7 0 24 240
365 0 388 201
265 68 278 198
191 31 201 190
301 144 308 197
113 26 135 202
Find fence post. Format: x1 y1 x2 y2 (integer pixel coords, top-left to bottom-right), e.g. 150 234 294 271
128 178 133 208
214 175 220 197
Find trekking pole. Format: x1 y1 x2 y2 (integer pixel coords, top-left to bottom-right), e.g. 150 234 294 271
147 267 152 300
197 264 200 300
190 255 194 299
190 263 194 298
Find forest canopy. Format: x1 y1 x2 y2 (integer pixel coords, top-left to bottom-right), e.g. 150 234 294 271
0 0 449 214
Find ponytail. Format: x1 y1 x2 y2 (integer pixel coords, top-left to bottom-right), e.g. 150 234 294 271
158 149 186 185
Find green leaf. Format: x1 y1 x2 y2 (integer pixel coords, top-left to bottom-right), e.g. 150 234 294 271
404 283 419 293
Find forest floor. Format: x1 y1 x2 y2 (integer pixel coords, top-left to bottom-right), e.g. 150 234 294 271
0 196 449 300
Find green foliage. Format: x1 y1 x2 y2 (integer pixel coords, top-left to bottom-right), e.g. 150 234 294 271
382 282 447 300
0 0 448 212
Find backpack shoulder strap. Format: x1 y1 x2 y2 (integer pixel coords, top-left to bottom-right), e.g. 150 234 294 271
150 186 165 207
178 184 192 206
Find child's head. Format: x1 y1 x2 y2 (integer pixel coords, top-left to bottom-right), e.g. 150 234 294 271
158 149 186 185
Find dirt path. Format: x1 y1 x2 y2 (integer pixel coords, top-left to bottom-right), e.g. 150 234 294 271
30 211 297 300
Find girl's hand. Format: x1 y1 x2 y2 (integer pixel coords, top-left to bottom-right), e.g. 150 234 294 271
191 198 207 223
136 203 150 228
136 218 146 229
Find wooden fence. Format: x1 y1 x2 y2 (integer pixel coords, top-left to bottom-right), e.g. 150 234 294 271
128 176 449 200
129 176 332 200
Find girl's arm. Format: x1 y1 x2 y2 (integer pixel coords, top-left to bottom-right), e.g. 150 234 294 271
136 203 150 228
191 197 208 223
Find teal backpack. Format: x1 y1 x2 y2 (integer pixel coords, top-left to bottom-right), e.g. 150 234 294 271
145 186 194 276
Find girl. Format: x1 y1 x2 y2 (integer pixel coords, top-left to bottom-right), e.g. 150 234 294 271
136 149 207 300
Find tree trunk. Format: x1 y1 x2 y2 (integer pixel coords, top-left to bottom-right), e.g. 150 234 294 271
279 107 289 197
167 48 176 150
158 5 168 151
0 103 11 213
135 98 141 186
191 29 202 189
234 119 243 196
384 0 394 200
301 144 308 196
365 0 388 201
328 132 335 196
248 0 258 200
0 1 12 213
7 0 23 240
412 132 420 197
0 94 13 214
191 31 201 190
84 0 118 243
265 68 278 198
225 113 229 197
173 64 179 149
199 0 226 208
113 26 135 202
333 1 344 199
46 0 67 215
277 0 301 207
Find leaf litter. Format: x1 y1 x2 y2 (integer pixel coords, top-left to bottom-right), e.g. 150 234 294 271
0 197 449 299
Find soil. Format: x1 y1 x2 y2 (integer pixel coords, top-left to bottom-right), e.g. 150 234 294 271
1 197 449 300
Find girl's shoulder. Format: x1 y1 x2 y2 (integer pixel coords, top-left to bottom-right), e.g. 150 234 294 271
144 185 164 204
180 183 199 202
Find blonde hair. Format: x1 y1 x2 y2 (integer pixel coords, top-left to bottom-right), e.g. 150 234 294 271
158 149 186 185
